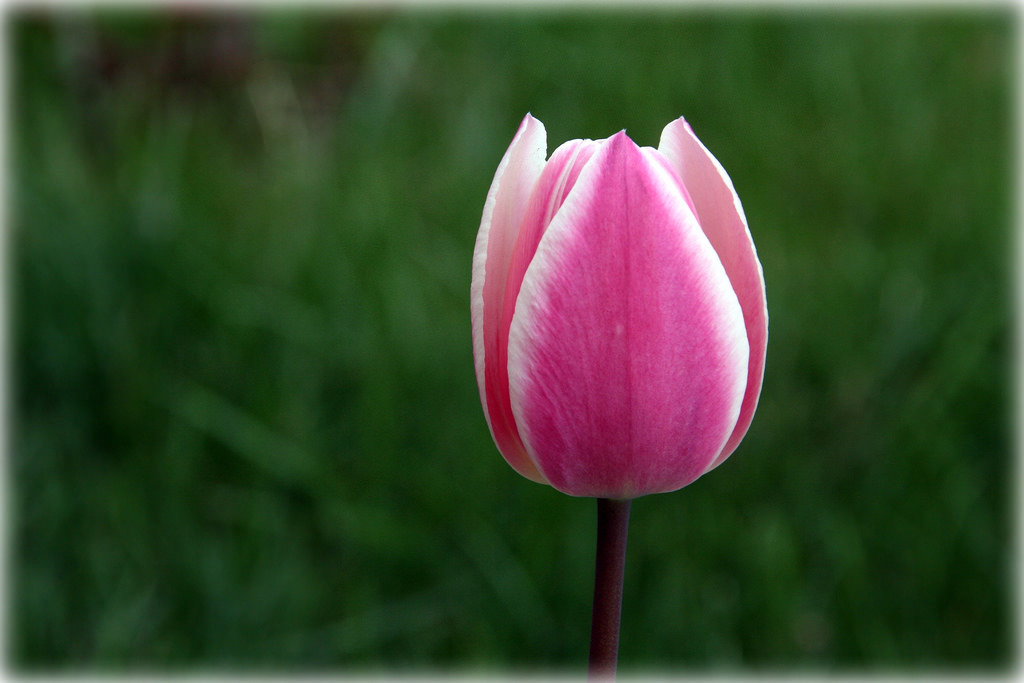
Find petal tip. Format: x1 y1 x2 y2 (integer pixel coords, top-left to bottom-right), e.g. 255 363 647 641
604 130 643 161
659 116 697 148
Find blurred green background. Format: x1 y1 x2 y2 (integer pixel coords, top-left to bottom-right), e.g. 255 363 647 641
10 6 1015 674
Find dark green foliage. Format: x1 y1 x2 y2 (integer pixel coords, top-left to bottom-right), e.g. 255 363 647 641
10 8 1014 672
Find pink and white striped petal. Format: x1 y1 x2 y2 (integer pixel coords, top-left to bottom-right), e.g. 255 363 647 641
507 132 749 498
471 114 549 483
658 118 768 471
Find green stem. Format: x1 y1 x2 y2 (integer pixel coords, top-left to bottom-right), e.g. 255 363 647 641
588 497 632 679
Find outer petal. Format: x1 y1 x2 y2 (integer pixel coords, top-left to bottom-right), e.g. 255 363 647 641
658 118 768 470
471 114 548 483
507 132 749 498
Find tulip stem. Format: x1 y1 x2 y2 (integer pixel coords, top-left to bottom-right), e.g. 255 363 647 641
588 497 632 679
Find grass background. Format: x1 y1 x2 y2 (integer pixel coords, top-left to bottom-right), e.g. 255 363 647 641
9 6 1016 674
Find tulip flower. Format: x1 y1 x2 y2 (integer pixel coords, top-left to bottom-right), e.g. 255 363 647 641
470 114 766 677
471 114 767 499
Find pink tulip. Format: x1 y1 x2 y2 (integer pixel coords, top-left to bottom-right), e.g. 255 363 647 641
471 114 767 499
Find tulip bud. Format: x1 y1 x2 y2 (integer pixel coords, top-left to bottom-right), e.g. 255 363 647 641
471 114 767 499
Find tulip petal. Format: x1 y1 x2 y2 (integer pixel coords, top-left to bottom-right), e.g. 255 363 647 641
507 132 749 498
471 114 549 483
658 118 768 470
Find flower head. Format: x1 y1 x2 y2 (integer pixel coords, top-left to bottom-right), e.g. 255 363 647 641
471 114 767 498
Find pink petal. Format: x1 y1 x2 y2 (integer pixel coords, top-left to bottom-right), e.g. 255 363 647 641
507 132 749 499
658 118 768 470
471 114 549 483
